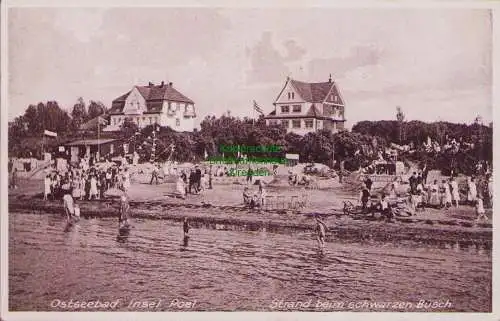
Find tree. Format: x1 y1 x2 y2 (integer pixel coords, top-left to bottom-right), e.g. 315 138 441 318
88 100 107 119
71 97 87 130
396 106 405 143
119 117 140 139
21 101 72 136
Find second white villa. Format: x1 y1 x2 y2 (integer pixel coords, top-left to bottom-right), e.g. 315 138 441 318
264 76 347 135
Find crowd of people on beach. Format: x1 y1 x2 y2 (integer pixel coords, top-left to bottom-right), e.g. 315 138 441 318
359 169 493 222
43 158 132 201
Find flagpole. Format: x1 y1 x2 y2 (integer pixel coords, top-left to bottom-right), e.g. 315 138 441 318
98 117 100 161
253 100 255 128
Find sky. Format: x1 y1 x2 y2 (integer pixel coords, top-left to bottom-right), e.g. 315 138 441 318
8 7 492 128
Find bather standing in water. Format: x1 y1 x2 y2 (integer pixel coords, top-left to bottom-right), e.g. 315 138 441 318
183 217 190 239
119 194 131 232
63 192 75 221
315 216 327 253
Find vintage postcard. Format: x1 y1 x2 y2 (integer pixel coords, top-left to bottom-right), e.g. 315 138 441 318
1 0 498 320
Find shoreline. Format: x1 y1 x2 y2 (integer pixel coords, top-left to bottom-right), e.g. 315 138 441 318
9 196 492 248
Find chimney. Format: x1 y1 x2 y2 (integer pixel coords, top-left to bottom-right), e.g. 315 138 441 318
160 81 165 87
148 82 154 87
169 82 173 87
328 74 332 83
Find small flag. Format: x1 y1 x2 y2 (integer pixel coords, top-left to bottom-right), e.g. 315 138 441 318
43 130 57 137
98 116 108 125
253 100 264 115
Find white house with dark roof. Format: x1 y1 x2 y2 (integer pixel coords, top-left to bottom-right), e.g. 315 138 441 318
264 76 346 135
104 81 196 132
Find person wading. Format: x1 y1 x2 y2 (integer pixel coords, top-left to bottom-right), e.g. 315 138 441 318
183 217 191 247
119 195 131 233
315 216 327 254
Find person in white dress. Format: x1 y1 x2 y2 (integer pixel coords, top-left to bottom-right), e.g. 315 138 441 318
122 169 131 194
449 177 460 208
476 194 487 222
487 174 493 207
467 177 478 205
428 180 440 208
79 175 86 200
90 175 99 200
443 179 452 209
44 174 51 200
176 175 186 199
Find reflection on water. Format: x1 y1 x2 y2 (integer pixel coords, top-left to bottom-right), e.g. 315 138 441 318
9 213 491 312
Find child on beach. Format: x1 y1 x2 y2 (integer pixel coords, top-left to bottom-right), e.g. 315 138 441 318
475 195 487 222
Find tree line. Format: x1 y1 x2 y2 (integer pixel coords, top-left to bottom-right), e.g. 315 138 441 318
8 100 492 176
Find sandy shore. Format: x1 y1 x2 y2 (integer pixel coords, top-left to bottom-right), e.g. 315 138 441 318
9 177 492 247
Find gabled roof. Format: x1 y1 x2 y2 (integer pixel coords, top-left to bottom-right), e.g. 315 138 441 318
113 84 194 104
79 116 109 131
66 139 116 146
274 77 345 105
109 82 195 115
290 79 333 103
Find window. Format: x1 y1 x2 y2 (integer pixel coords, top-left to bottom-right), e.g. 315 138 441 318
149 117 152 124
292 120 301 128
176 103 180 111
281 120 289 128
305 120 314 128
142 117 146 122
113 118 116 126
292 105 301 113
110 144 114 154
281 105 290 113
269 120 278 126
335 95 338 102
176 118 180 126
317 120 322 128
154 117 158 123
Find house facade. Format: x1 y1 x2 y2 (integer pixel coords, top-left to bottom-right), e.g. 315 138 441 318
104 81 196 132
264 76 346 135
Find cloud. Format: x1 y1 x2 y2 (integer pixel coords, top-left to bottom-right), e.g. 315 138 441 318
308 44 383 80
283 40 306 61
245 32 290 85
53 8 106 43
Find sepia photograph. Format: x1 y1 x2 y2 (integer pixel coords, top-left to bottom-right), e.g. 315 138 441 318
1 1 496 318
